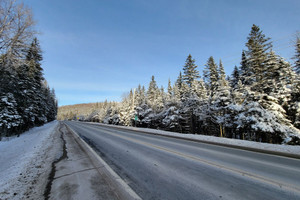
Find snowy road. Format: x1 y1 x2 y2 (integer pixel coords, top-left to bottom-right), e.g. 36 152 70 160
64 121 300 200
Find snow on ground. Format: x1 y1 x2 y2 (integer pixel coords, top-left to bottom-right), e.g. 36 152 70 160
0 121 60 200
93 123 300 156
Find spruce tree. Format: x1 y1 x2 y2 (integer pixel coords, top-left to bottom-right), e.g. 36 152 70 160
209 67 231 137
245 24 272 91
26 38 44 85
230 66 240 89
218 60 226 81
182 54 200 87
167 79 173 102
147 75 161 112
25 38 46 125
175 71 187 101
204 56 219 95
239 51 253 86
293 37 300 74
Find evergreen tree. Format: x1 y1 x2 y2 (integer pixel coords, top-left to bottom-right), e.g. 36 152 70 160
26 38 44 85
204 56 219 94
293 37 300 74
167 79 173 102
261 50 279 95
25 38 46 125
218 60 227 87
245 24 272 91
218 60 226 81
147 75 158 105
0 36 57 137
172 83 181 104
119 90 135 126
147 75 163 112
175 71 187 101
0 93 23 138
209 70 231 137
182 54 200 87
288 77 300 129
231 66 240 89
239 51 253 86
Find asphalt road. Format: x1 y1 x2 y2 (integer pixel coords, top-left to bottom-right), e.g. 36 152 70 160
64 121 300 200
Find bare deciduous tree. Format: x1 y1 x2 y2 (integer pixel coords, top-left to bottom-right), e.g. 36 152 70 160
0 0 36 64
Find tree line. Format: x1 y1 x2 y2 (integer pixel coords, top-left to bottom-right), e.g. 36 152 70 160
0 0 57 139
59 25 300 145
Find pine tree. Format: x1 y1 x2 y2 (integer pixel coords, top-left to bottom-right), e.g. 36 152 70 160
26 38 44 85
175 71 186 101
147 76 157 104
182 54 200 87
172 83 181 104
239 51 253 86
119 91 135 126
231 80 246 105
25 38 46 125
231 66 240 89
204 56 219 95
218 60 226 81
245 24 272 91
167 79 173 102
261 50 279 95
0 93 23 138
218 60 227 87
293 37 300 74
209 68 231 137
147 75 161 112
288 75 300 129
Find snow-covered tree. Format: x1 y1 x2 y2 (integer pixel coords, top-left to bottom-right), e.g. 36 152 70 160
166 79 173 102
288 77 300 129
204 56 219 95
245 24 272 91
0 36 56 136
147 76 159 105
235 88 300 143
119 90 135 126
182 54 200 87
146 75 164 112
239 51 254 86
0 93 23 138
230 66 240 89
293 37 300 74
209 71 231 137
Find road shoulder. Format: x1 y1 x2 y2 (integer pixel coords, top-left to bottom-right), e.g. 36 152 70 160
49 123 141 200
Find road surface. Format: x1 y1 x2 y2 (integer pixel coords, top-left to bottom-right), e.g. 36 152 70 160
64 121 300 200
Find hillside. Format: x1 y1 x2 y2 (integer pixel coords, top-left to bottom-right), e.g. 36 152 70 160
57 101 119 121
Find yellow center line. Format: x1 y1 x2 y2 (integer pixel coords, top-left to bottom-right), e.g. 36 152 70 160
90 126 300 193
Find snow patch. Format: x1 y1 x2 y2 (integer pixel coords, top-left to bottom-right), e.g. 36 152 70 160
0 121 59 199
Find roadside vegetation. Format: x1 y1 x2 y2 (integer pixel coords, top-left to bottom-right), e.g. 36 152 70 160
58 25 300 145
0 0 57 139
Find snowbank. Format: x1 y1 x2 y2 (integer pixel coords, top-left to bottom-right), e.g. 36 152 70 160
0 121 59 200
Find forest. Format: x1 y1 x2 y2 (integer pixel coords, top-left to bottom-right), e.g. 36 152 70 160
58 24 300 145
0 0 57 139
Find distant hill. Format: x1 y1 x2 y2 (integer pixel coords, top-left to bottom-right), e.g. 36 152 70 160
57 101 118 121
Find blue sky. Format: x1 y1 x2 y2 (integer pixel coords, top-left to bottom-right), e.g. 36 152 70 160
26 0 300 106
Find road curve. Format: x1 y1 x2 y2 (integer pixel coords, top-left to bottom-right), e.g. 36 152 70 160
64 121 300 200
